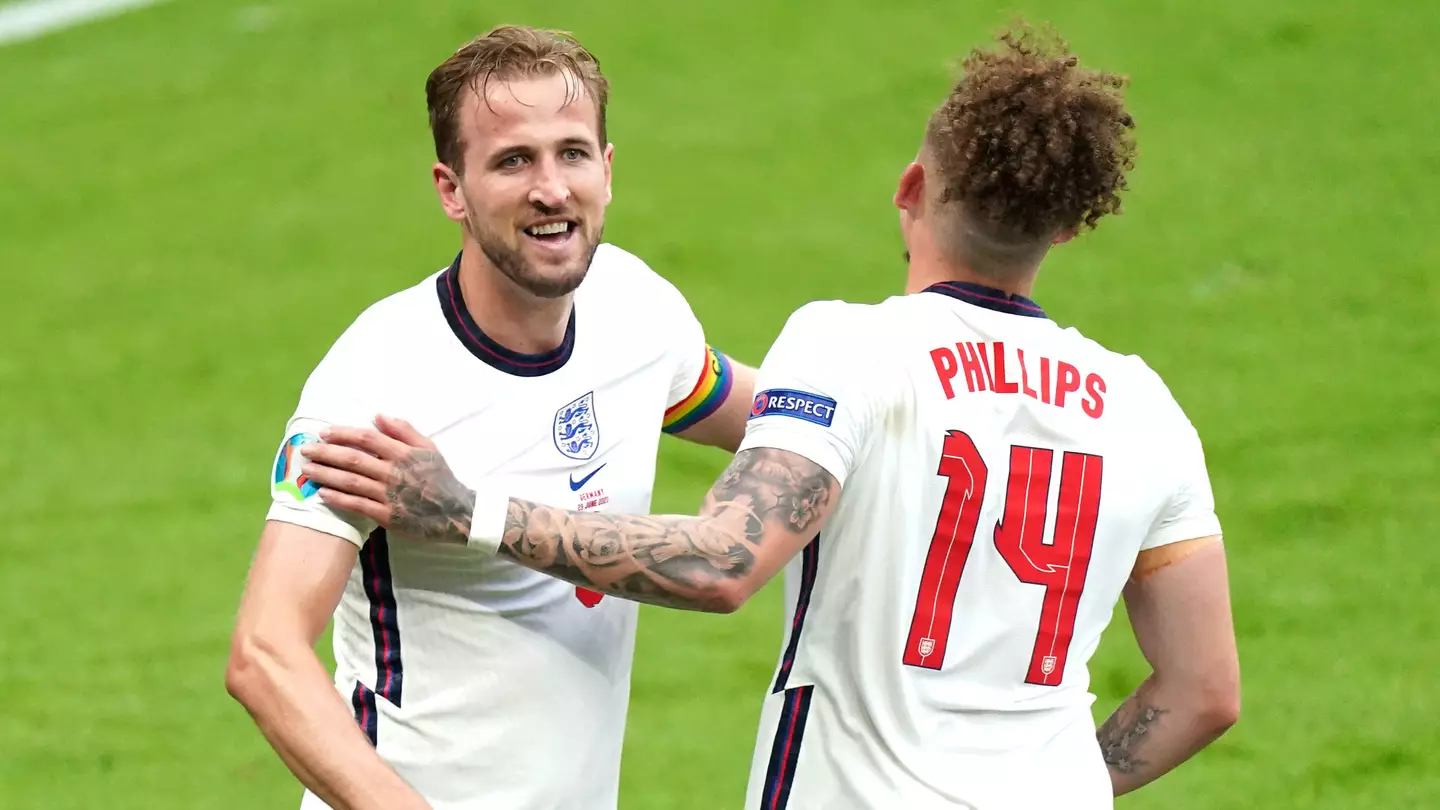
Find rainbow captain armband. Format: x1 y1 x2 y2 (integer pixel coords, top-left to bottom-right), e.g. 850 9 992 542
663 345 734 434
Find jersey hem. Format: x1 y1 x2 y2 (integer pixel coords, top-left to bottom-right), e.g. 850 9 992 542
1142 516 1223 550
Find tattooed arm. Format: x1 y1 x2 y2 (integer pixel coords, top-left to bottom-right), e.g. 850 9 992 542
303 417 838 614
497 447 837 612
1098 537 1240 795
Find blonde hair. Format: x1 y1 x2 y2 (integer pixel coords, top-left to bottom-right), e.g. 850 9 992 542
425 25 610 172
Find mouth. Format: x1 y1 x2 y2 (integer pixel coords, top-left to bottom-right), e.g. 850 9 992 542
522 219 580 250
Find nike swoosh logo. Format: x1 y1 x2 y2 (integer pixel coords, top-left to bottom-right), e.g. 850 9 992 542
569 464 605 491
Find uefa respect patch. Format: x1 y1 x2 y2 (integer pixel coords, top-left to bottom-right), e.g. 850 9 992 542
272 431 321 501
749 388 837 427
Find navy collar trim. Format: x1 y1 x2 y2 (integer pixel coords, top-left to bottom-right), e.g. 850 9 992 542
436 252 576 377
923 281 1047 319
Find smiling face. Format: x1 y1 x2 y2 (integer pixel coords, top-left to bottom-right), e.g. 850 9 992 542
434 71 613 299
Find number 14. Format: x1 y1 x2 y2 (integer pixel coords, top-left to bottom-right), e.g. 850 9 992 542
902 431 1104 686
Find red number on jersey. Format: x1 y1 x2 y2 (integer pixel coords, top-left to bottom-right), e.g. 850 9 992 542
902 432 1104 687
902 431 988 669
992 446 1102 685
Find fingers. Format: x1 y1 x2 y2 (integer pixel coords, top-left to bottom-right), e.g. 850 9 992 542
375 414 437 451
320 425 410 460
317 488 391 527
301 442 391 482
301 458 389 504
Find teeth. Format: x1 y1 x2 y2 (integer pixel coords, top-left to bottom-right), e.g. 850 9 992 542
527 221 570 236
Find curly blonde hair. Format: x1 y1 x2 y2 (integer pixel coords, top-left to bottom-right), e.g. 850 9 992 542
926 23 1137 246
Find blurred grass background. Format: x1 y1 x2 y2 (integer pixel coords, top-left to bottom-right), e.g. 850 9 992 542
0 0 1437 807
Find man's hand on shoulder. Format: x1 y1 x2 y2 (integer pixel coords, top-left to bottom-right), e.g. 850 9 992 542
299 415 476 545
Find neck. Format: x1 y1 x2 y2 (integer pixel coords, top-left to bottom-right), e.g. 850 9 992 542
457 244 572 355
904 248 1038 298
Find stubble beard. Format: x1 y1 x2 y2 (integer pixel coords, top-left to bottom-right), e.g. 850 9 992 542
471 213 602 300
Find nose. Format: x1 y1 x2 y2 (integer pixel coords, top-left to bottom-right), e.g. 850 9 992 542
528 158 571 210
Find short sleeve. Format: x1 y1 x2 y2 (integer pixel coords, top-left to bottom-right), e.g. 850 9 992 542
665 299 710 411
658 279 737 435
736 302 887 487
264 327 380 548
1141 398 1223 550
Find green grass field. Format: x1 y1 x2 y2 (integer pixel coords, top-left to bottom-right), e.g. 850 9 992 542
2 0 1438 807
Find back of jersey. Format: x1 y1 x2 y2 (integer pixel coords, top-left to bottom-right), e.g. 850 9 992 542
738 283 1220 810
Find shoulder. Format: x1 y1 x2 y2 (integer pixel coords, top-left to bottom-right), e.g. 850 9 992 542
579 245 704 355
778 298 888 340
1052 324 1176 398
583 243 691 310
1128 355 1203 441
1034 320 1199 434
298 269 446 399
345 269 446 341
772 297 935 370
764 299 898 383
1090 340 1201 445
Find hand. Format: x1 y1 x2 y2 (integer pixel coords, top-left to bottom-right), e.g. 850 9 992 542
300 414 476 545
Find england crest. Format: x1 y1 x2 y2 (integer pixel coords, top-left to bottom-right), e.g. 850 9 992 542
554 391 599 461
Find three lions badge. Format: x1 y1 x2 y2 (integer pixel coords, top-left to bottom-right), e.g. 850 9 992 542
554 391 599 461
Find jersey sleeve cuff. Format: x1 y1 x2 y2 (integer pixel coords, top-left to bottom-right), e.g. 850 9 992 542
1142 514 1223 550
265 502 366 548
738 426 851 487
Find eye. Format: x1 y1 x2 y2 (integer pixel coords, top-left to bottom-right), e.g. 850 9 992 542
498 154 527 169
562 148 586 162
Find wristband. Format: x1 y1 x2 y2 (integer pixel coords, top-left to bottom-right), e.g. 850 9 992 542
466 488 510 556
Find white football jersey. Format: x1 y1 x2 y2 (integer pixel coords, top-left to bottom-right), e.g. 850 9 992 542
265 245 722 810
736 282 1222 810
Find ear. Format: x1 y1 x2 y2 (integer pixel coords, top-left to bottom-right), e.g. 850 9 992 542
1051 226 1078 246
894 161 925 213
602 142 615 205
433 162 466 224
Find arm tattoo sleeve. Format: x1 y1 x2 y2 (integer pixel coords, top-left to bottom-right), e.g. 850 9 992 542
497 448 836 611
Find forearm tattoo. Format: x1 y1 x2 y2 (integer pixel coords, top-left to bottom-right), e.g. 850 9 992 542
497 448 835 611
1097 694 1169 774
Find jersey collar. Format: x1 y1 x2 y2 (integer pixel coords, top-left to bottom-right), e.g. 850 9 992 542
922 281 1047 319
436 252 576 377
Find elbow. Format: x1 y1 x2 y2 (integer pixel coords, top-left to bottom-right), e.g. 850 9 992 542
1196 672 1241 735
224 630 282 710
224 633 260 706
1202 689 1241 735
708 580 756 615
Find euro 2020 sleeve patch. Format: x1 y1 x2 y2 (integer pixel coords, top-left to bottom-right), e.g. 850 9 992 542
272 431 322 501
